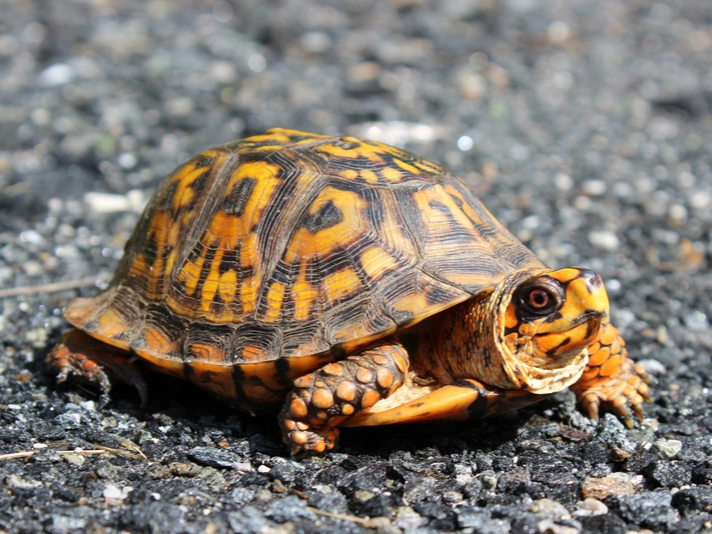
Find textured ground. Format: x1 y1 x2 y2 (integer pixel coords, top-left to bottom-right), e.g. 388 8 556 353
1 1 711 533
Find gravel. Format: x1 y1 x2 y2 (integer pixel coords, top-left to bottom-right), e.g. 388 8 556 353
1 1 711 533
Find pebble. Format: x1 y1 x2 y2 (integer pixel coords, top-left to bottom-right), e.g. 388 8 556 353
617 492 679 531
582 179 607 196
6 475 43 489
84 190 146 213
637 359 666 375
55 412 82 430
38 63 74 86
62 453 85 467
187 446 240 469
263 495 317 523
653 439 682 459
103 484 132 506
528 498 571 521
578 498 608 515
588 230 620 250
581 472 644 499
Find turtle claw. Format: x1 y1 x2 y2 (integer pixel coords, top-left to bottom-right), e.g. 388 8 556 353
576 367 649 428
583 393 599 421
282 420 339 455
47 329 148 407
633 400 646 421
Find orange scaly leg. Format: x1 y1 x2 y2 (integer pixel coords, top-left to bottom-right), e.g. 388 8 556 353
47 329 148 406
279 338 408 454
570 321 652 427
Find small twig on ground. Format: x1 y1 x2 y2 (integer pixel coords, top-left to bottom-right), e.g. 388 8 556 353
0 444 145 461
0 276 109 299
307 507 391 529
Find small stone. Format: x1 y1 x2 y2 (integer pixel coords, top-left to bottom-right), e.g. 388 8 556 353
103 484 132 506
187 446 240 468
672 487 712 513
263 495 317 523
39 63 74 86
300 31 332 54
55 412 82 430
578 498 608 515
395 507 426 530
84 192 134 213
536 519 579 534
528 498 571 521
588 230 620 250
644 460 691 488
581 472 643 499
582 179 607 196
637 359 666 376
617 492 679 530
6 475 42 490
354 490 375 503
442 491 463 504
653 439 682 459
62 453 85 466
134 430 154 444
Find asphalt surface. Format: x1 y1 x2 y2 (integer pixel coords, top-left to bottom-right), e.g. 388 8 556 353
1 1 711 533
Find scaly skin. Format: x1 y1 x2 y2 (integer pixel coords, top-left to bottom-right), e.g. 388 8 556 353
47 329 148 407
278 339 408 454
571 320 652 426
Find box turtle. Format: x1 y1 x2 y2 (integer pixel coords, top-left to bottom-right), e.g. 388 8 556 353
48 128 651 453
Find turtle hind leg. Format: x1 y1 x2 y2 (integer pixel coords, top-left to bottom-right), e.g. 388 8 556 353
279 338 409 454
47 329 149 407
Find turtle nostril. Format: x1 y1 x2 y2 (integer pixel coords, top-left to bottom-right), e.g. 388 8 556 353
579 269 602 289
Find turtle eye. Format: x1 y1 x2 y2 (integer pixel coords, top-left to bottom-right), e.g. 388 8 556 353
517 281 562 317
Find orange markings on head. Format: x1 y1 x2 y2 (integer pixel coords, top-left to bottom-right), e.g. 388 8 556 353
504 303 519 330
546 267 583 284
534 321 595 356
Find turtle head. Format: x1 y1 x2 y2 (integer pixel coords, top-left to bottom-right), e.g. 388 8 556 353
495 267 608 394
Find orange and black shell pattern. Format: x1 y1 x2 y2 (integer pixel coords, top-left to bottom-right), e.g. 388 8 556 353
62 128 545 412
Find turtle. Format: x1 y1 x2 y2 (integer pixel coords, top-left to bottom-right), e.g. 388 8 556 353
48 128 652 454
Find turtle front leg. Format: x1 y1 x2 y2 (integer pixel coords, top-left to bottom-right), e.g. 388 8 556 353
570 321 652 427
47 329 148 406
279 338 408 454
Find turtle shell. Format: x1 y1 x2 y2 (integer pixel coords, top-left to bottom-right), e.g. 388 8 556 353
64 129 545 410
